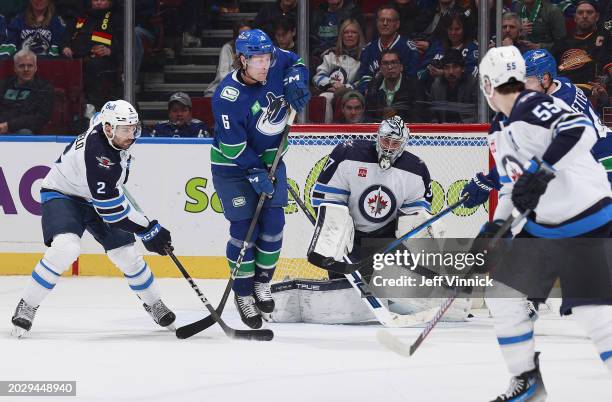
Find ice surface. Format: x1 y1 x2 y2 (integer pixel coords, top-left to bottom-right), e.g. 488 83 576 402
1 276 610 402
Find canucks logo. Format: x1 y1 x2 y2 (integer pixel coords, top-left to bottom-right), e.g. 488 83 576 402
358 185 397 223
256 92 288 136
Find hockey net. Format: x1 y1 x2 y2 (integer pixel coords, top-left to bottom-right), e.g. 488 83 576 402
273 123 493 282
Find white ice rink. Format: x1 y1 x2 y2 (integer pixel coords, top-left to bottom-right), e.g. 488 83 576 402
1 276 610 402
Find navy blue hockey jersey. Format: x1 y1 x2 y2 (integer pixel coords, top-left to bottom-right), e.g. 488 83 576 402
0 13 65 57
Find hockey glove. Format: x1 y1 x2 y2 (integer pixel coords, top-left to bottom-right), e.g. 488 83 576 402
470 220 512 273
477 220 510 239
247 168 274 197
461 171 498 208
137 220 173 256
511 159 555 213
283 67 311 113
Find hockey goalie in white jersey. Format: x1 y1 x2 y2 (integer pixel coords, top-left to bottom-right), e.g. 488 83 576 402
268 116 470 324
476 46 612 402
10 100 176 337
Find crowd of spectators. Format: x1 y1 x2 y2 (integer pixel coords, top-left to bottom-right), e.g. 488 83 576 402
0 0 611 135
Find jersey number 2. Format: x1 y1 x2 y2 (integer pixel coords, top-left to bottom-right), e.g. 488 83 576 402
97 182 106 194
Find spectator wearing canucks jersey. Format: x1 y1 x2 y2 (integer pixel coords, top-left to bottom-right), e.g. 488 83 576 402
210 29 309 328
61 0 122 109
354 5 419 92
147 92 210 138
0 49 53 134
417 11 478 85
0 0 66 59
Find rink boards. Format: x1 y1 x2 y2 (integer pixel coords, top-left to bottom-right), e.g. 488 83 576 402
0 124 490 277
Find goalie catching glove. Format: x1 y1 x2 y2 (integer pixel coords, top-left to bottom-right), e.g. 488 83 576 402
307 203 354 271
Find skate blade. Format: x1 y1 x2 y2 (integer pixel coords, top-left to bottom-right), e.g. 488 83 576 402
11 326 28 338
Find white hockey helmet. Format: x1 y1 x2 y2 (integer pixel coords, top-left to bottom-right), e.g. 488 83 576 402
376 115 410 170
100 100 141 150
479 46 526 110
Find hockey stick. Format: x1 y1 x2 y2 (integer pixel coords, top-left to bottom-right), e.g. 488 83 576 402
288 185 437 327
176 107 298 340
377 208 531 356
167 249 273 341
317 195 469 275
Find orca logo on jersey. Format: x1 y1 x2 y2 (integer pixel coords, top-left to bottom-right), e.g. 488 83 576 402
501 155 525 182
255 92 288 136
96 156 115 169
358 185 397 223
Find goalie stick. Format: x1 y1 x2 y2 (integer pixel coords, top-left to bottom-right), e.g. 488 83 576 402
175 107 297 340
288 185 438 328
377 208 532 356
316 195 469 275
167 249 274 341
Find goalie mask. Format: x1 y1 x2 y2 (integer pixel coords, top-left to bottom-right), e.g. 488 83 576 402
376 116 409 170
101 100 142 151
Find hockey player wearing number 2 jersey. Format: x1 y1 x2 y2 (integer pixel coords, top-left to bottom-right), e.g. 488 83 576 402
10 100 176 338
477 46 612 402
211 29 310 329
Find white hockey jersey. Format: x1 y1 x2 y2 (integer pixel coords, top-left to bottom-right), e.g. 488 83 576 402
490 91 611 237
41 125 149 233
313 140 432 233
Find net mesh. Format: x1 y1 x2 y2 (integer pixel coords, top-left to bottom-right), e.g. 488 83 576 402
273 128 490 282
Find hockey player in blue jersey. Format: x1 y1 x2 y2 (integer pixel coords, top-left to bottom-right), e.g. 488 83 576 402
10 100 176 338
477 46 612 401
461 48 612 211
210 29 310 329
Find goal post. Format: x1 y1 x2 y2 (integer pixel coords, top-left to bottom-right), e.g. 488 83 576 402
274 123 493 282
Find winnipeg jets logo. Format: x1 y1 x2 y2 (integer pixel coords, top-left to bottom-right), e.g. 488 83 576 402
359 185 397 223
96 156 115 169
256 92 288 136
501 155 524 182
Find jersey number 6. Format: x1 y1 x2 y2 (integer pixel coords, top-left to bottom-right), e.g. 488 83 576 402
221 115 230 129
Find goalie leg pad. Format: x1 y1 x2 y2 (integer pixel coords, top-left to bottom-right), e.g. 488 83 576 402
107 244 161 305
307 203 354 269
22 233 81 307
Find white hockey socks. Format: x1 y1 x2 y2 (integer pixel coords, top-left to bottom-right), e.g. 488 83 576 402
22 233 81 307
107 245 161 306
486 297 536 376
573 304 612 372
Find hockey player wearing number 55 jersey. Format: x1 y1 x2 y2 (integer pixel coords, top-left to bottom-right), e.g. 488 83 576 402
211 29 310 329
11 100 176 338
477 46 612 402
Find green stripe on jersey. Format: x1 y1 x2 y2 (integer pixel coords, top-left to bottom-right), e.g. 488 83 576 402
219 141 246 159
600 156 612 172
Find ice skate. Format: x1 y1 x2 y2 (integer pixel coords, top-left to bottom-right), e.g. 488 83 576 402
234 294 262 329
11 299 39 338
253 281 275 313
144 299 176 331
491 352 547 401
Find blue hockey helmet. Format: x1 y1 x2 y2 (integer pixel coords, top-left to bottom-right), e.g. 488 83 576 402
523 49 557 82
235 29 275 59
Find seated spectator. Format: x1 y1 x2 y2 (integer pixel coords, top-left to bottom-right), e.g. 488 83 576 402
515 0 566 51
426 48 477 123
364 49 425 123
313 18 364 122
0 0 66 59
55 0 85 30
394 0 423 38
255 0 297 39
354 4 419 91
147 92 211 138
554 0 610 89
310 0 363 65
334 89 369 123
273 16 296 52
418 11 478 85
493 12 531 53
0 49 54 134
62 0 122 109
414 0 471 52
0 14 6 45
205 19 253 97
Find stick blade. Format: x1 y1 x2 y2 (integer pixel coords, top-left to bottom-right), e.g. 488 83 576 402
376 329 413 358
231 329 274 341
176 316 217 339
